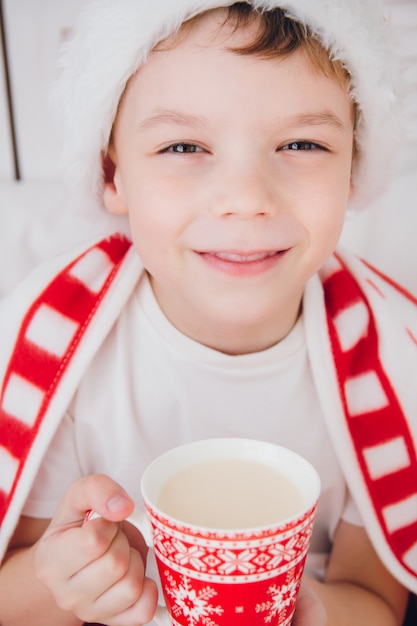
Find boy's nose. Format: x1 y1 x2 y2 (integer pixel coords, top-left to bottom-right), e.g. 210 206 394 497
210 165 279 219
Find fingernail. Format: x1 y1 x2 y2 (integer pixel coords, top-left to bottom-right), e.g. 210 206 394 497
106 493 130 512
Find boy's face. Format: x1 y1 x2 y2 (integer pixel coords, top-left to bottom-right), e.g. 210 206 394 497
105 12 354 354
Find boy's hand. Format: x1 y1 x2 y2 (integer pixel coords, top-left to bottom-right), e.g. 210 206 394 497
292 580 327 626
34 474 158 626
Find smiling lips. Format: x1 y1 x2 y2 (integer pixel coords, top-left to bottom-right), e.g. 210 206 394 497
197 249 288 276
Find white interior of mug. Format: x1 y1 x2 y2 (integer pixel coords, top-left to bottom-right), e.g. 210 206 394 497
141 438 320 529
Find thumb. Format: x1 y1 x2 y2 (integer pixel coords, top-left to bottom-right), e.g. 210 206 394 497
51 474 135 527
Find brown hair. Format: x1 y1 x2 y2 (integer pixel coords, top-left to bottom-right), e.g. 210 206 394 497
161 2 352 91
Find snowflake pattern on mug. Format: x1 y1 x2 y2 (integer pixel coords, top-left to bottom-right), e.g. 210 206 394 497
153 517 312 581
152 503 315 625
255 568 300 625
165 570 224 626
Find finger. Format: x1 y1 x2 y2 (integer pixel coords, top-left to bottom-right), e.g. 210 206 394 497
67 526 134 602
36 516 121 582
51 474 134 527
292 580 327 626
72 547 148 622
100 577 159 626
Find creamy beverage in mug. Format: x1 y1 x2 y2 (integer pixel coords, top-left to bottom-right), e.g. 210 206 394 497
157 457 304 529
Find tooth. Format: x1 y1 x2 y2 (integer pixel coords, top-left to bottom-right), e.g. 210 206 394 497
215 252 273 262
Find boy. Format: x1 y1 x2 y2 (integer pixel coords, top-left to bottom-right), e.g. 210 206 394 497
0 1 416 624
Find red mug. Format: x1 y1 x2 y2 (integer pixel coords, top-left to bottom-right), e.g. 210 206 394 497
89 438 320 626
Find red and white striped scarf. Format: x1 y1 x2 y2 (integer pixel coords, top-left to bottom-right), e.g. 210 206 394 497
0 234 416 592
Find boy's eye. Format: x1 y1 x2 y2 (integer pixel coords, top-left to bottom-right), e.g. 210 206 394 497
281 141 324 151
162 143 203 154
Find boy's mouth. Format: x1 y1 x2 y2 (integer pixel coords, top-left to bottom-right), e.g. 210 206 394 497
208 251 279 262
196 249 289 276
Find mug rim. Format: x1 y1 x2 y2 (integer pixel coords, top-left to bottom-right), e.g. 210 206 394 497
140 438 321 534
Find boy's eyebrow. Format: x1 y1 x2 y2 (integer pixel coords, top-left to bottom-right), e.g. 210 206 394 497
137 110 206 130
288 111 348 132
137 109 349 132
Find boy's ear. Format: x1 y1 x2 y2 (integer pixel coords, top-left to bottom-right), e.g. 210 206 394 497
102 153 128 215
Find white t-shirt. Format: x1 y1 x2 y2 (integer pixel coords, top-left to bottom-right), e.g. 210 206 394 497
24 272 362 581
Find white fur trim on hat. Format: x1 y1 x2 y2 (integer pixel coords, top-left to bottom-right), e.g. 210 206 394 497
52 0 401 211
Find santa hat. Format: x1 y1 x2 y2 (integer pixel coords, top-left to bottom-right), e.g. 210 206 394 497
53 0 401 211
